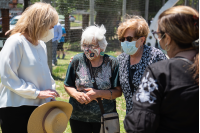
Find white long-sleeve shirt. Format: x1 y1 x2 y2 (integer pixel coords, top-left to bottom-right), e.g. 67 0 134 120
0 33 55 108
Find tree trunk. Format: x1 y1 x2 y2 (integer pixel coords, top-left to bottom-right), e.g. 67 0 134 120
23 0 29 11
82 14 89 29
43 0 52 73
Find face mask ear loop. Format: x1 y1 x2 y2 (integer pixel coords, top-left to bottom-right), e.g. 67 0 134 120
165 43 171 51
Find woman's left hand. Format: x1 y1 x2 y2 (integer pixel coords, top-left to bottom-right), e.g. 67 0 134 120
51 98 56 101
85 88 99 104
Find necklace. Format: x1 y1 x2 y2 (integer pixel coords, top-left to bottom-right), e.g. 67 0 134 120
91 68 97 83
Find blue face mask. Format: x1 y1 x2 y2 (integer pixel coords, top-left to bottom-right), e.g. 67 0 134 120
121 40 138 55
157 41 167 55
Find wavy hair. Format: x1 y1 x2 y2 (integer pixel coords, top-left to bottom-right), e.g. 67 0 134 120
117 15 149 44
11 2 58 45
81 25 108 52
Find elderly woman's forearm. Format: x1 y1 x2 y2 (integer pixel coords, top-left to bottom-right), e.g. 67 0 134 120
64 85 77 98
98 86 122 100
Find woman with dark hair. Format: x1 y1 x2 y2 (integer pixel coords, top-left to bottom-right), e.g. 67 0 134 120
124 6 199 133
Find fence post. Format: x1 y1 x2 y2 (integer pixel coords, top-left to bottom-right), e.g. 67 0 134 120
90 0 94 25
185 0 188 6
122 0 126 22
192 0 194 8
43 0 52 73
145 0 149 21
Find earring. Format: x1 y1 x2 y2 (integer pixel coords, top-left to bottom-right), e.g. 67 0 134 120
165 44 170 51
100 51 104 56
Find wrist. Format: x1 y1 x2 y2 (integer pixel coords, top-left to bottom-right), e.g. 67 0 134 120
72 90 79 99
96 90 101 98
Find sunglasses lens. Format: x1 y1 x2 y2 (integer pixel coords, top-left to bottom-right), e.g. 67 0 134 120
127 37 133 42
119 37 125 42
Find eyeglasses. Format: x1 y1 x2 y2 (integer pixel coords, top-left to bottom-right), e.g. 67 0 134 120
152 31 165 41
82 44 99 49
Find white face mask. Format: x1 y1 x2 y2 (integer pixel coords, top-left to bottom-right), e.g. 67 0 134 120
40 29 54 42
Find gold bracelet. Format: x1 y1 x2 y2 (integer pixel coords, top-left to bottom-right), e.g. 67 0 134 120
109 89 112 100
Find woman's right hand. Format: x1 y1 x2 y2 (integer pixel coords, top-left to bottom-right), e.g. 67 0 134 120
69 53 78 63
70 56 74 63
74 91 91 104
37 89 60 99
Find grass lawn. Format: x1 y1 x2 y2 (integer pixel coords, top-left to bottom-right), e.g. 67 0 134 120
0 50 126 133
70 22 82 27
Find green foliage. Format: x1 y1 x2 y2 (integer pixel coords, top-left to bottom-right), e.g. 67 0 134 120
16 3 23 8
55 0 77 15
30 0 40 4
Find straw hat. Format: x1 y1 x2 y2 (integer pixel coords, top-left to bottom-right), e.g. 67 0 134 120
28 101 73 133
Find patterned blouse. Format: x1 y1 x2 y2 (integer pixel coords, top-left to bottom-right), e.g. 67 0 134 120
64 53 119 122
118 45 167 113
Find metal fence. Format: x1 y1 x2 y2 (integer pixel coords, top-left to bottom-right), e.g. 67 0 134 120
46 0 199 52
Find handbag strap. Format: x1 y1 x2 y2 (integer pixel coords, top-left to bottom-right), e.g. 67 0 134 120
128 56 135 94
87 59 105 115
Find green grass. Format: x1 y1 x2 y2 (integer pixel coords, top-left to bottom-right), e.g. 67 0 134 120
70 22 82 27
0 49 126 133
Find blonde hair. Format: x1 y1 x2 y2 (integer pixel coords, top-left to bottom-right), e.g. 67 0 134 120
158 6 199 84
117 15 149 44
11 2 58 45
81 25 108 52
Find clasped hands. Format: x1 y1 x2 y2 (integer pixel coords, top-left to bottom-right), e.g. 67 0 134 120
75 88 101 104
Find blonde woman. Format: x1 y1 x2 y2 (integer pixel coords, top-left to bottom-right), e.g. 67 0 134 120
124 6 199 133
0 3 60 133
117 16 167 114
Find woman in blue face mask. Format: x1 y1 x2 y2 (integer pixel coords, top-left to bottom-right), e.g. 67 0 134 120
117 16 167 114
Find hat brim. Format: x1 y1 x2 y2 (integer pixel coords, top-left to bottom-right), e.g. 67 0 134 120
28 101 73 133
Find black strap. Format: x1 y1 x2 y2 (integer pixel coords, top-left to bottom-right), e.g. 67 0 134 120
87 59 105 115
128 56 135 94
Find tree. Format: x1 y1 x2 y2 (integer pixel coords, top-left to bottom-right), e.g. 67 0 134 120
55 0 77 42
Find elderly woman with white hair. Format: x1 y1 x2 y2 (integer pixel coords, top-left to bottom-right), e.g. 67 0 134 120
64 25 122 133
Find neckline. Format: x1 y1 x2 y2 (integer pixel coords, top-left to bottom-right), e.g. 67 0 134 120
91 55 105 68
129 45 147 67
21 34 40 49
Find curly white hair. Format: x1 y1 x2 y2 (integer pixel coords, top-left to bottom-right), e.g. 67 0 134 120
81 25 108 52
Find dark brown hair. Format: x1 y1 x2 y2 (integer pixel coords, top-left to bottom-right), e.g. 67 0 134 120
158 6 199 84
